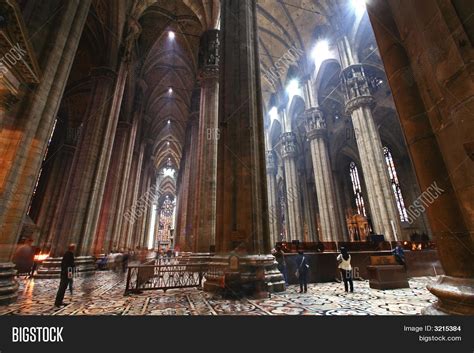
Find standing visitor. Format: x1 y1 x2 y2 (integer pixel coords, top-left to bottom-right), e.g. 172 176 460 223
337 246 354 293
295 250 309 293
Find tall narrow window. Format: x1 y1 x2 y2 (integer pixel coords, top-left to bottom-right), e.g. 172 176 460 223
157 196 176 245
349 162 366 217
383 147 409 222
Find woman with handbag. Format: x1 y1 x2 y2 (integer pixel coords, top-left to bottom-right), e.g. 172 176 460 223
295 250 309 293
337 246 354 293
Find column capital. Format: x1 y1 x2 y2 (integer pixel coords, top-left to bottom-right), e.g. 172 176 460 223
303 107 327 140
266 150 276 174
341 64 375 114
281 132 298 159
122 17 142 63
198 29 220 82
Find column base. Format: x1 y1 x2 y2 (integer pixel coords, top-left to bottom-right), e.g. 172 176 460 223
204 254 285 299
422 276 474 315
0 262 19 305
35 256 97 278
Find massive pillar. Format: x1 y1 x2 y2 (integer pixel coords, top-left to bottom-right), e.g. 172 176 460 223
367 0 474 315
52 17 139 256
34 121 77 251
337 35 401 241
266 151 279 246
123 141 145 250
205 0 283 296
106 112 139 252
194 30 220 253
281 131 303 241
94 121 130 254
304 108 342 241
184 112 200 251
0 0 90 304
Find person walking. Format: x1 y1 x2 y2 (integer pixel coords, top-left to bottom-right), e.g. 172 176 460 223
54 244 76 307
295 250 309 293
337 246 353 293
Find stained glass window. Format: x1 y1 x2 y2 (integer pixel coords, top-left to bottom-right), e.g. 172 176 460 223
349 162 366 217
383 147 409 222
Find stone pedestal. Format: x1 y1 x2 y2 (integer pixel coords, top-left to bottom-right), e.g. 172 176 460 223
35 256 96 278
0 263 18 305
423 276 474 315
204 254 284 298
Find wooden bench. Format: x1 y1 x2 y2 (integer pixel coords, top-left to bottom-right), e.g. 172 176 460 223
367 255 409 290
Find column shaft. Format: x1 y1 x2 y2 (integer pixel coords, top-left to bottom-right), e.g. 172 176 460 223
281 132 303 241
194 30 220 253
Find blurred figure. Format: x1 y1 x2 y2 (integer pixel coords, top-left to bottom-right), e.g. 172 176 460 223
295 250 309 293
392 242 406 269
122 249 129 272
337 246 353 293
13 238 35 277
273 245 288 286
55 244 76 307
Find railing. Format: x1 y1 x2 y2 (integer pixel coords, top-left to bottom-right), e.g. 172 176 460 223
124 260 207 295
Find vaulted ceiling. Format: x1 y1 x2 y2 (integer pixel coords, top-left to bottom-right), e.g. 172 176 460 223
134 0 220 171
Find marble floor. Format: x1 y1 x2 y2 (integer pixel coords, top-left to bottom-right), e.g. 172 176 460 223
1 272 438 316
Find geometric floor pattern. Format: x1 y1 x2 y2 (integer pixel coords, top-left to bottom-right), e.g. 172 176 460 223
1 272 438 316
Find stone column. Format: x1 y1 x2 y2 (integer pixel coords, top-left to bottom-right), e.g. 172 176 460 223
137 168 153 248
185 112 200 252
123 142 145 250
206 0 283 296
337 36 401 241
304 108 342 241
174 125 192 250
194 30 220 253
281 131 303 241
300 169 317 242
54 17 140 256
0 0 90 304
51 67 116 256
367 0 473 315
35 132 76 251
266 151 279 246
110 114 140 249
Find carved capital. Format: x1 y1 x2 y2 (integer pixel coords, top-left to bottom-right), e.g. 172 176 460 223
281 132 298 159
341 64 372 105
303 107 327 140
122 17 142 63
198 30 219 82
345 95 375 115
266 150 276 174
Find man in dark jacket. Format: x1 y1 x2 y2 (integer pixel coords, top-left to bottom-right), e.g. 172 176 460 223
54 244 76 307
295 250 309 293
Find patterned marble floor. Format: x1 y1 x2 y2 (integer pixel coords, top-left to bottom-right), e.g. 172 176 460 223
1 272 438 316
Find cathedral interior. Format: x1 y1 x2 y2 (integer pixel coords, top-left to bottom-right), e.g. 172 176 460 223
0 0 473 316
